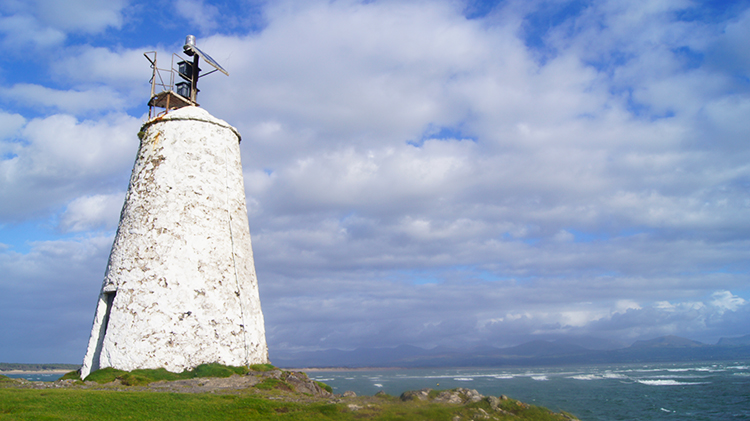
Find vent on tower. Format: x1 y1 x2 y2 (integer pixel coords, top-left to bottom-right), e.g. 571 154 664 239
144 35 229 118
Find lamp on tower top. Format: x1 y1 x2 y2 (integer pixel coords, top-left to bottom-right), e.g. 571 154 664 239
144 35 229 117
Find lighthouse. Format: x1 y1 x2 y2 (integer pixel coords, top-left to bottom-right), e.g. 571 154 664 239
80 37 268 379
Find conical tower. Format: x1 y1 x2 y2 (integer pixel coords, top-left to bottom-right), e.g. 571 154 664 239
80 105 269 378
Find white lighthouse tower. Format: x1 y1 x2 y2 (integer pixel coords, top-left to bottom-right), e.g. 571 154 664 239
80 37 268 379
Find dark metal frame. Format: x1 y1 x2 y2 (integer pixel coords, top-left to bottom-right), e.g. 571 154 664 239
144 51 199 118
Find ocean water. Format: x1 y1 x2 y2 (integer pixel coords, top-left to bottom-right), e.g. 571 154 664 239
3 372 65 382
308 360 750 420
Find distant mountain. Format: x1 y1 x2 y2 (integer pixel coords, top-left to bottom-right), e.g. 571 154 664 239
496 340 588 357
553 336 627 351
629 335 705 348
717 334 750 346
272 334 750 369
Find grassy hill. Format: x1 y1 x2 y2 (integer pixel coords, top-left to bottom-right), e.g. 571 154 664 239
0 365 578 421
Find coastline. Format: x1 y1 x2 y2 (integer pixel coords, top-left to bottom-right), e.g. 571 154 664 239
1 369 71 375
286 367 403 372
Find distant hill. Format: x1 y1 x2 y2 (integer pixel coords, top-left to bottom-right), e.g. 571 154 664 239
553 336 626 351
498 340 588 357
717 334 750 346
273 334 750 369
630 335 705 348
0 363 80 372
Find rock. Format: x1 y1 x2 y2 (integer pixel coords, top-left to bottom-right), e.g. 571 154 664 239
463 388 484 403
472 408 490 419
280 371 332 397
347 404 362 411
400 388 432 401
486 396 514 416
487 396 501 411
432 388 484 405
375 390 389 397
435 390 464 404
342 390 357 397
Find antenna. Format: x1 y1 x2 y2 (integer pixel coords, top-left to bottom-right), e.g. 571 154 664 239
145 35 229 118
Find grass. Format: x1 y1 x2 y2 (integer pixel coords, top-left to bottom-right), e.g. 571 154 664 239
0 387 576 421
0 365 577 420
254 378 291 391
0 389 344 421
315 381 333 393
72 363 253 385
248 363 276 372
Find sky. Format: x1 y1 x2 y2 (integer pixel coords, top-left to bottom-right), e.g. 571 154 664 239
1 0 749 364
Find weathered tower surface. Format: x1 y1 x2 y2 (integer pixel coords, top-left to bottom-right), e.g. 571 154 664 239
80 106 268 379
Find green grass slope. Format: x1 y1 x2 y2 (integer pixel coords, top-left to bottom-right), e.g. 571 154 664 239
0 364 578 421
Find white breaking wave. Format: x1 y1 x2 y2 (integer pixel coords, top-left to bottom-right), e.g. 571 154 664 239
373 383 383 387
532 376 549 381
569 372 628 381
454 377 474 381
650 374 709 379
570 374 598 381
637 379 706 386
601 372 628 379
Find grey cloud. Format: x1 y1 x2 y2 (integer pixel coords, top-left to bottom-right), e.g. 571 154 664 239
0 236 111 362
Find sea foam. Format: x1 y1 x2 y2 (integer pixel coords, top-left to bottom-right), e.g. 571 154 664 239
637 379 705 386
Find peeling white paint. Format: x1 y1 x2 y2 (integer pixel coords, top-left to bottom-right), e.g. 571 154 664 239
81 107 268 379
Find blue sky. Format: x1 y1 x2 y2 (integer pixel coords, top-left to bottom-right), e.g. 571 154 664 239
1 0 750 364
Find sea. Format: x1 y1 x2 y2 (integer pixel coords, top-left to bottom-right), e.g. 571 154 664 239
307 360 750 421
7 360 749 420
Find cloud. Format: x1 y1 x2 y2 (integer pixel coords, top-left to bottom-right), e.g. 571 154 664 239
0 235 112 363
174 0 220 33
58 193 125 233
710 290 747 313
218 0 750 351
0 14 66 49
0 0 129 49
1 84 128 114
29 0 128 33
1 0 750 362
0 111 25 141
0 112 140 220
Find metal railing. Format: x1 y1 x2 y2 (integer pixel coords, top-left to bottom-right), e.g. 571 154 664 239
143 51 194 118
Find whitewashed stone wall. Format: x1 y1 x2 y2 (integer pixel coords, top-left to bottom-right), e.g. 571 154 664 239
80 107 268 379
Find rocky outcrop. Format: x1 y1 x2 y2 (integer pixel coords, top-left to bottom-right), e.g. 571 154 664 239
400 388 432 401
276 370 332 397
400 387 485 404
398 387 578 420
